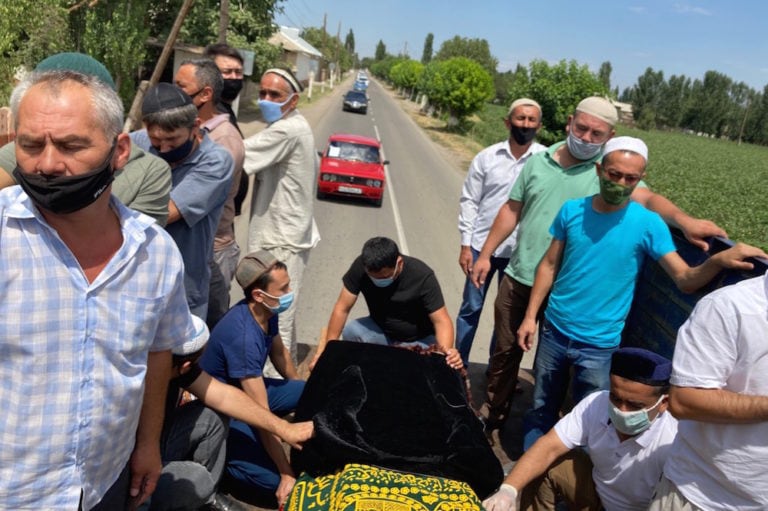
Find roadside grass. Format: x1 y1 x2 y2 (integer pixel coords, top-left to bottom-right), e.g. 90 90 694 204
407 98 768 250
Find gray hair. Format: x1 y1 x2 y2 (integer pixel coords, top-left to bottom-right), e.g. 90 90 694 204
10 70 124 139
181 58 223 104
142 103 198 131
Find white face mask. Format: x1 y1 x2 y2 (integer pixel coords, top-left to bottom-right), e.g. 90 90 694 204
608 394 665 436
566 127 604 160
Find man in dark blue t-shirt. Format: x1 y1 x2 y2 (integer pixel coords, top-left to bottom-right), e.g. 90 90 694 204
200 250 304 506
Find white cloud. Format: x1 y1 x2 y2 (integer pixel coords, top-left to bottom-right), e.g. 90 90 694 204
628 6 646 14
674 3 713 16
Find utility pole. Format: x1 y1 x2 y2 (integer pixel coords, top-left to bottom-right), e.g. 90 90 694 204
322 13 328 82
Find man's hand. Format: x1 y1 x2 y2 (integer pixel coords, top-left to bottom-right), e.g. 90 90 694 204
275 473 297 506
678 217 727 252
128 440 163 506
517 318 537 352
282 420 315 450
712 242 768 270
471 256 491 289
482 483 519 511
443 347 463 370
459 246 473 276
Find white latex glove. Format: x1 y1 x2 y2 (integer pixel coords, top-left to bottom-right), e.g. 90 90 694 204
482 483 519 511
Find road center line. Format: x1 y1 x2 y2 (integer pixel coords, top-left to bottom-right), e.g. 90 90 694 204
374 123 409 255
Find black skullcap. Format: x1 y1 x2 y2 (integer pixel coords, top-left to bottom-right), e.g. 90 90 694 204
142 83 193 115
610 347 671 386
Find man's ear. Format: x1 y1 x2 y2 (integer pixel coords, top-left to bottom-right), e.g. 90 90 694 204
595 161 603 176
113 133 132 171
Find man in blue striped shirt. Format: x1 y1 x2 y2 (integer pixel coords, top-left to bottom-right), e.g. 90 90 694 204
0 69 193 509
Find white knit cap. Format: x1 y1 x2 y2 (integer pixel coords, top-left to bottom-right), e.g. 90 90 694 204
576 96 618 126
172 315 210 355
603 136 648 162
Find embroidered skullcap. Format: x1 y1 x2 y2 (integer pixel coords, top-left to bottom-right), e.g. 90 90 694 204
236 250 278 290
507 97 541 116
603 136 648 162
264 67 303 93
173 315 210 355
611 347 671 386
576 96 618 127
35 52 116 90
142 83 193 115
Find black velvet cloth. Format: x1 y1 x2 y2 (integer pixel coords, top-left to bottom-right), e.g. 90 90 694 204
291 341 503 499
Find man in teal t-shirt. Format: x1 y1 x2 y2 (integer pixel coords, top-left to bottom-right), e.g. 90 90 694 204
514 137 765 449
472 97 727 435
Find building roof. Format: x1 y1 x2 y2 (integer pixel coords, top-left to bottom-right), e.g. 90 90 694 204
269 26 323 59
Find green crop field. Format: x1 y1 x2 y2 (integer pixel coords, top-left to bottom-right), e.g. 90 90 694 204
468 103 768 250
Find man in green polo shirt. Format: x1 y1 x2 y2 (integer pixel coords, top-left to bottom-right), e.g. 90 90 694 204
471 96 727 436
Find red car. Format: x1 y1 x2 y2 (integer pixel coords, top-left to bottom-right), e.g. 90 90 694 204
316 134 389 207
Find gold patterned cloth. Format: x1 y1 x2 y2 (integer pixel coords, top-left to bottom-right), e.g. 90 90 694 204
284 463 484 511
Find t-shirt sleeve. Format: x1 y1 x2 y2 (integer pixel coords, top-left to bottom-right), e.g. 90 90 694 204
553 391 603 449
643 211 677 261
0 142 17 177
670 293 736 389
508 160 529 202
220 321 269 380
420 271 446 313
125 151 171 227
549 202 571 240
341 257 365 295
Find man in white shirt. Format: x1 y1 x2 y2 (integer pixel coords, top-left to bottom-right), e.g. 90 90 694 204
243 68 320 373
456 98 545 368
648 271 768 510
483 347 677 511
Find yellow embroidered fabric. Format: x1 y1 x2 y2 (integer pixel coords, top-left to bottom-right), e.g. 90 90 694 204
284 463 483 511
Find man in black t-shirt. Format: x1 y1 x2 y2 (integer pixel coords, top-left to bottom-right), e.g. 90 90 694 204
311 237 462 369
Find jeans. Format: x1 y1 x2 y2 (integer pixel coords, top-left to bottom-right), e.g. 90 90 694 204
342 316 435 349
522 319 616 450
143 401 229 511
225 378 305 491
455 248 508 367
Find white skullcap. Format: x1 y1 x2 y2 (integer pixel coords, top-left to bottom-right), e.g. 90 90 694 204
576 96 618 126
603 136 648 162
173 315 210 355
263 67 303 93
507 97 541 116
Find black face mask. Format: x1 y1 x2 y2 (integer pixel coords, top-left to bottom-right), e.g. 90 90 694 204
221 79 244 102
510 125 537 145
13 141 116 214
151 136 195 164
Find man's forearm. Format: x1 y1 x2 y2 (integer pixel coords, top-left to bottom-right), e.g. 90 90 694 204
504 429 570 491
670 386 768 423
479 200 521 258
136 350 172 451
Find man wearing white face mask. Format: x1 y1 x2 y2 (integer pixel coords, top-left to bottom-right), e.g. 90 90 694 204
472 97 727 438
311 237 462 370
482 348 677 511
200 250 305 506
243 67 320 376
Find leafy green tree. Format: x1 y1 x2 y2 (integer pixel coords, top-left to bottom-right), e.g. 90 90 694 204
345 29 355 54
598 61 612 91
686 71 733 137
370 55 406 81
657 74 692 129
420 57 494 122
390 59 423 95
507 59 609 144
421 33 434 65
629 67 664 129
434 35 498 75
375 40 387 61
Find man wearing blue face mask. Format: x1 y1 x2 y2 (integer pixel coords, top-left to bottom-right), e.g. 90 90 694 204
243 67 320 376
311 237 462 370
131 83 234 320
482 348 677 511
200 250 305 507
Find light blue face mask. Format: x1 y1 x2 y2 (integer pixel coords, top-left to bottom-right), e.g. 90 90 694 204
368 265 398 288
260 290 294 314
566 127 604 160
608 394 665 436
257 94 295 124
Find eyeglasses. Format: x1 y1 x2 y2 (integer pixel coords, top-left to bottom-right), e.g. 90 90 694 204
603 168 643 186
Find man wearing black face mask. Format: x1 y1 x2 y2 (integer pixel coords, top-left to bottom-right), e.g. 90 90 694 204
456 98 544 370
0 69 195 510
130 83 234 320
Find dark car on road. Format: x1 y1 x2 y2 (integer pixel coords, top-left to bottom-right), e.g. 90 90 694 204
342 90 368 114
317 134 388 207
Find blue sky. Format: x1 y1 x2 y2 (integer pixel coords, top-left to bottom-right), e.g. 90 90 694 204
275 0 768 93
